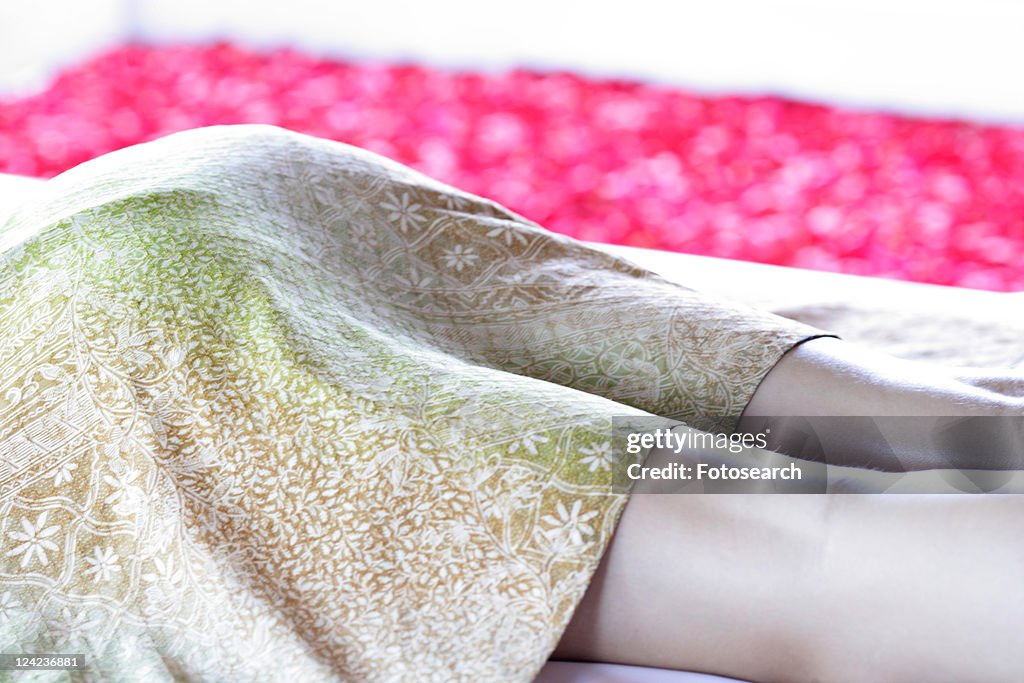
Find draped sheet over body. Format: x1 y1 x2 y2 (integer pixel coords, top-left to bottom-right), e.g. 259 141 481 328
0 126 824 681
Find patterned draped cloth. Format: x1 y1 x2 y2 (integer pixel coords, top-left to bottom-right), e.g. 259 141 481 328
0 126 824 681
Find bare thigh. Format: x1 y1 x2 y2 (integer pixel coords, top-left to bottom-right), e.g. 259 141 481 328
553 493 1024 683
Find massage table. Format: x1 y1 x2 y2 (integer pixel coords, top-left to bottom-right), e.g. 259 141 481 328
1 173 1020 683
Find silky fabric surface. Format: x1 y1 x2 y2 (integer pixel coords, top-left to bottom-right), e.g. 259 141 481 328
0 126 823 681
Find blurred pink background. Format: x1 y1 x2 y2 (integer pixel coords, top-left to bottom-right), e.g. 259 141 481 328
2 1 1022 290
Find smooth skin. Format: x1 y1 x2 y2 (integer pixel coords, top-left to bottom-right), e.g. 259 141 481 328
553 337 1024 682
741 337 1024 471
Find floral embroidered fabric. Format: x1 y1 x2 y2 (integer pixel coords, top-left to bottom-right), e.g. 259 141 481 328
0 126 823 681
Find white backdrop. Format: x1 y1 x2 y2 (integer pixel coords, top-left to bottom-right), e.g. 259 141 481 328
2 0 1024 122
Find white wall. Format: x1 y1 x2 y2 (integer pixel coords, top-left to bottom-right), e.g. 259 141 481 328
0 0 130 93
3 0 1024 122
129 0 1024 122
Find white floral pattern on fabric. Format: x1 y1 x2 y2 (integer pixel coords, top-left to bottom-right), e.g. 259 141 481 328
0 125 826 681
6 512 60 569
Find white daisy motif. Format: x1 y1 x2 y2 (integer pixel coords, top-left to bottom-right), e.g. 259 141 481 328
542 500 598 548
51 461 78 486
142 554 182 587
380 192 426 233
509 432 549 456
486 223 528 246
48 606 101 647
579 442 617 472
394 267 434 289
443 193 470 210
0 591 22 620
84 546 122 583
6 511 61 568
442 244 479 272
102 467 140 507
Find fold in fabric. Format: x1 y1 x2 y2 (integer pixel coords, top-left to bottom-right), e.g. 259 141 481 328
0 126 826 681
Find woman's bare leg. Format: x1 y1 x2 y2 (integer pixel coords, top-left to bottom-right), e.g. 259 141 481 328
554 493 1024 683
745 337 1024 419
740 337 1024 470
555 337 1024 679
